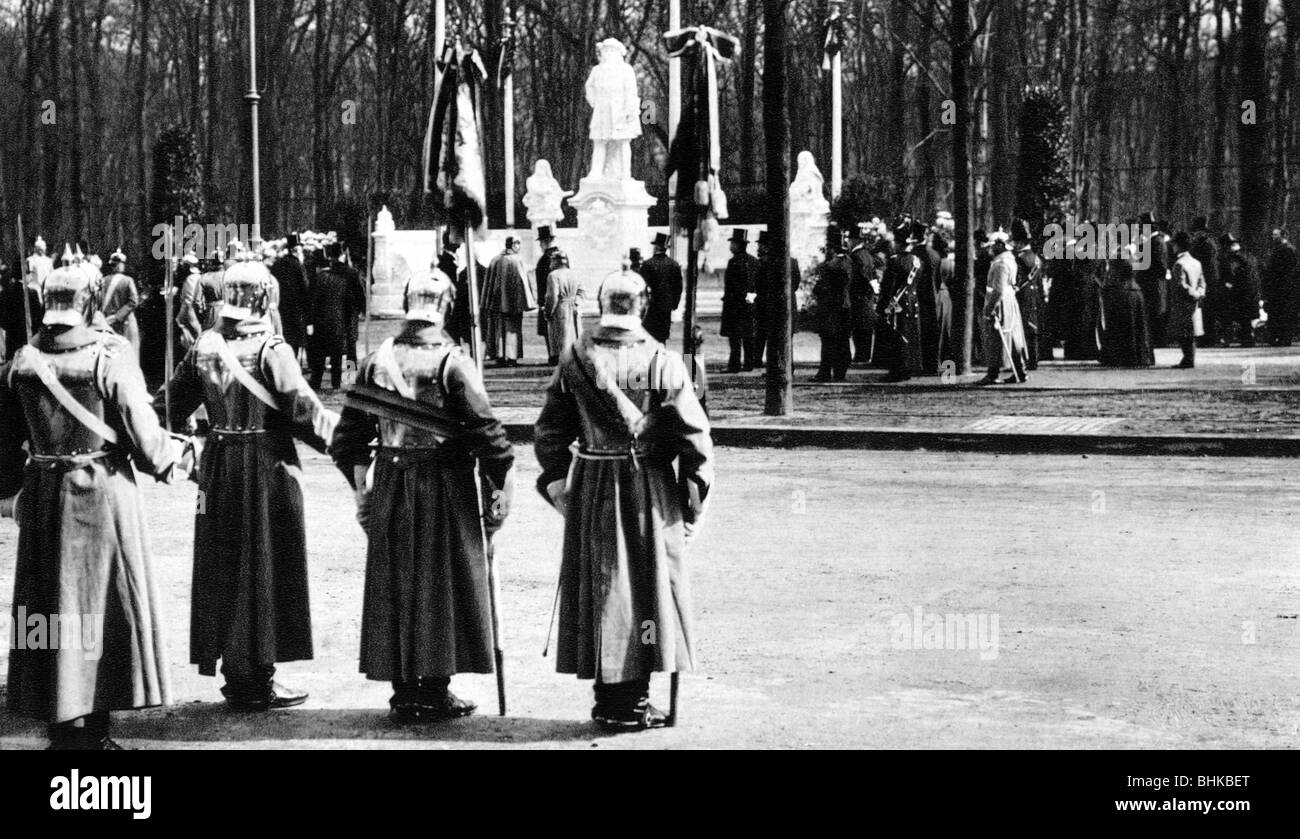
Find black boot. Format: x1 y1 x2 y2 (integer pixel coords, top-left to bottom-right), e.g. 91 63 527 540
390 676 476 723
592 678 667 732
222 662 307 711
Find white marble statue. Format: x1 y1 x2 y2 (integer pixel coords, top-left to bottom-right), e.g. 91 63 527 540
523 160 571 230
790 151 831 216
585 38 642 180
790 151 831 274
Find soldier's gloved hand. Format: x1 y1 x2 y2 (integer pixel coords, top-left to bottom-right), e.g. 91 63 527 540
0 490 22 521
546 479 568 517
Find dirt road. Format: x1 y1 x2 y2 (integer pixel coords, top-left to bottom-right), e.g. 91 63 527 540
1 447 1296 749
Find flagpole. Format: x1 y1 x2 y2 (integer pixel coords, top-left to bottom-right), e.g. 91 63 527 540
163 226 175 431
502 9 516 230
364 212 374 357
830 0 843 199
15 215 31 340
668 0 681 266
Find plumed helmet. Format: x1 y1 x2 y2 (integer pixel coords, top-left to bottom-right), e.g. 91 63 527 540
404 269 455 324
598 261 647 315
221 256 275 321
41 263 97 327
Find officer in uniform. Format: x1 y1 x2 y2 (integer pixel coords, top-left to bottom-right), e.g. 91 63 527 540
812 224 852 382
100 249 141 359
157 256 339 711
848 222 879 364
534 263 714 731
1 255 185 749
330 269 515 722
877 220 924 382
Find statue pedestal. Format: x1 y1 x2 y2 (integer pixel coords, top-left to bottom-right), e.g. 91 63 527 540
570 175 656 269
370 229 439 317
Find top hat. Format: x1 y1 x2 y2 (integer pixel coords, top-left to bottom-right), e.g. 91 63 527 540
537 225 554 241
286 233 301 249
826 223 845 249
323 242 342 260
651 232 670 249
729 228 749 245
628 247 642 261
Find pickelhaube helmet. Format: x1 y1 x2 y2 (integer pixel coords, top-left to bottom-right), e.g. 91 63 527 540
404 268 455 324
220 256 275 321
42 246 96 327
598 260 647 315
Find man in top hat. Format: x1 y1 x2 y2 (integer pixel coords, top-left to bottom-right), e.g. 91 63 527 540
1 254 186 748
1265 228 1299 346
912 220 942 375
482 235 537 366
307 241 357 390
722 228 760 372
847 222 879 365
877 220 924 382
534 259 713 731
1220 232 1261 347
1169 231 1206 367
156 255 338 711
1010 220 1042 370
756 229 801 370
99 249 141 359
811 224 852 382
270 232 310 355
330 266 515 722
535 226 560 362
639 231 683 345
1189 215 1221 346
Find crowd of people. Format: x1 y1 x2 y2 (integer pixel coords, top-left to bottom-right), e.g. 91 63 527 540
0 232 368 393
803 211 1300 383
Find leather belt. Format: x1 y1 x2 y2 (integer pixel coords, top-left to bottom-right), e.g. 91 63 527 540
29 449 113 471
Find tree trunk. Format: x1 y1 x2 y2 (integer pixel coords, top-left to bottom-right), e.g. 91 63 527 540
763 0 792 416
953 0 975 374
739 0 759 184
1239 0 1268 257
67 0 86 238
136 0 152 248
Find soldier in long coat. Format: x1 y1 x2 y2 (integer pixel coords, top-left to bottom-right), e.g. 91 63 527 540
915 227 941 375
330 270 514 721
639 232 683 345
1168 232 1206 368
544 250 586 359
1136 214 1169 346
157 257 338 710
721 229 760 372
534 264 713 731
100 250 141 359
1 259 184 749
877 221 924 382
980 231 1029 384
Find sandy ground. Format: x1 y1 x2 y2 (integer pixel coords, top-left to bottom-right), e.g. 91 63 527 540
1 446 1296 750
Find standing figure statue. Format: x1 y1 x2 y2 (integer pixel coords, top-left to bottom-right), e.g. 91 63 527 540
585 38 642 180
524 161 571 231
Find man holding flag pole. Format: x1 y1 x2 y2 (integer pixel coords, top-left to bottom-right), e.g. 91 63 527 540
326 31 514 723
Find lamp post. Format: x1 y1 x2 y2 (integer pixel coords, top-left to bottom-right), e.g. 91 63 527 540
244 0 262 247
